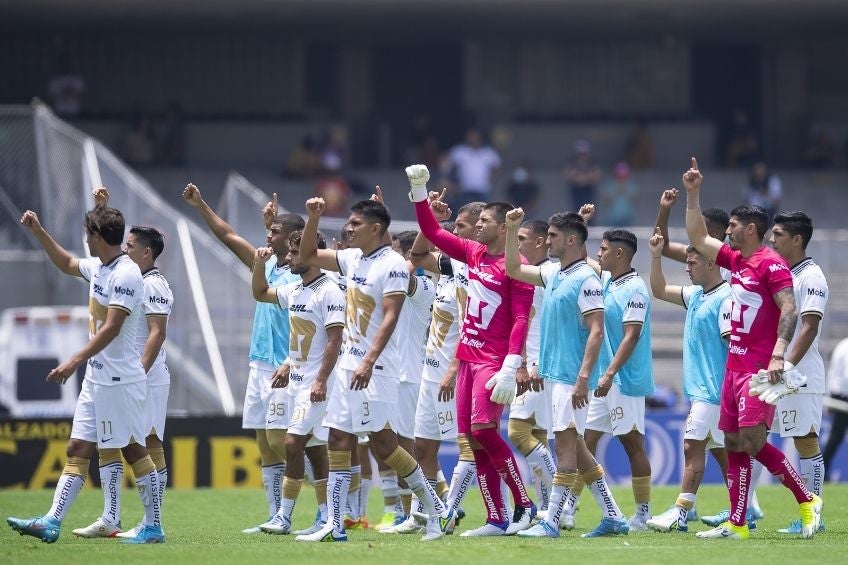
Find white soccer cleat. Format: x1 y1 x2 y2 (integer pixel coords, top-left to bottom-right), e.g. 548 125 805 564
696 521 749 540
292 519 326 536
459 521 508 537
115 522 143 539
295 521 348 542
560 513 576 530
628 513 649 532
72 518 122 538
505 504 536 535
381 515 424 534
422 516 445 542
259 515 292 535
646 507 687 533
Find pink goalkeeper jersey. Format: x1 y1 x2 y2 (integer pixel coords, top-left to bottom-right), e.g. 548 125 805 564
715 244 793 374
415 200 534 364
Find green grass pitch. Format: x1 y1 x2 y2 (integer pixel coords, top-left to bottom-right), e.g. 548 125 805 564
1 485 843 564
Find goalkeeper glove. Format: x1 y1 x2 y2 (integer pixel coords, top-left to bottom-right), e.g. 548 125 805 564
405 164 430 203
485 354 522 405
760 368 807 405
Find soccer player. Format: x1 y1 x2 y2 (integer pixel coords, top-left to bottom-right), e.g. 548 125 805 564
583 228 655 531
8 206 163 544
505 209 631 539
646 228 731 533
296 197 453 542
767 211 828 534
182 184 303 533
507 219 556 514
406 164 537 536
250 229 345 535
683 157 822 540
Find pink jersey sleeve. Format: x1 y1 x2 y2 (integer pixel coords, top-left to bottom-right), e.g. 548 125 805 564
414 200 468 262
764 258 793 296
715 243 735 270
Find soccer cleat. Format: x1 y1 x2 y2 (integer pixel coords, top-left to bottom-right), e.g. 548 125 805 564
343 515 365 530
627 513 649 532
116 523 143 539
696 520 749 540
260 515 292 535
646 507 688 533
778 516 825 535
121 524 166 544
242 516 273 534
374 511 399 532
560 514 576 530
459 521 509 537
701 508 760 527
516 521 559 538
72 517 123 538
799 494 823 539
422 515 445 542
440 508 457 534
453 506 466 528
295 522 348 542
748 506 764 521
7 515 61 543
383 515 424 534
687 507 699 522
581 517 630 538
292 519 326 536
505 503 537 535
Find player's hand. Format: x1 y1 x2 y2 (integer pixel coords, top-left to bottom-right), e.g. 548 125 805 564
271 363 290 388
262 193 279 230
405 164 430 202
92 186 110 208
20 210 43 232
182 183 203 207
47 359 78 385
305 197 326 219
594 373 613 397
648 227 664 258
370 185 384 203
485 354 522 405
767 356 786 384
578 203 595 223
572 376 589 409
310 380 327 403
438 369 456 402
528 365 544 393
351 361 373 390
255 246 274 264
429 188 452 220
505 208 525 229
515 365 531 397
681 157 703 193
659 188 679 209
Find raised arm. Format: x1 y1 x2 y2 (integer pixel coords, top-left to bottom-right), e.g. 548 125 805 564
20 210 80 277
182 182 255 268
654 188 688 263
504 208 543 286
409 189 453 273
251 246 278 303
648 227 684 305
406 165 467 261
682 158 722 262
300 198 340 272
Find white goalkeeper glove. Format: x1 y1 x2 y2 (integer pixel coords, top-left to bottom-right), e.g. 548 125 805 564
485 354 522 405
760 367 807 405
748 370 772 398
405 164 430 203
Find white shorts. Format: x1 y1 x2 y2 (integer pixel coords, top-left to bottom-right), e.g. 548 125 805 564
684 400 724 449
145 383 170 441
772 393 823 437
71 378 147 448
287 389 329 443
414 379 458 442
265 387 290 430
510 385 552 431
395 381 421 439
585 383 646 436
322 369 399 435
550 382 592 435
242 362 276 430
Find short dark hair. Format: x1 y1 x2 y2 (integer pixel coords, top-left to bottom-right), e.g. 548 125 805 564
440 220 455 233
702 208 730 232
520 219 549 239
272 213 306 234
129 226 165 260
85 206 125 246
392 230 419 255
350 200 391 234
685 244 703 257
288 229 327 250
730 205 769 241
603 228 638 256
339 222 351 244
773 211 813 248
549 212 588 243
483 201 514 224
457 201 485 222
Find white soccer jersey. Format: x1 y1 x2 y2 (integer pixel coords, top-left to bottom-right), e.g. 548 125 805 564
138 268 173 386
336 245 409 375
276 273 346 394
789 258 828 393
525 259 552 365
395 274 436 384
422 274 461 384
447 256 469 322
78 255 145 386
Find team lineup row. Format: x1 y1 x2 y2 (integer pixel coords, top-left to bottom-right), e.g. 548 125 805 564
6 157 824 543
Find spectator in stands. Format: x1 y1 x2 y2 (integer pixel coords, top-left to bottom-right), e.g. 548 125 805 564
823 336 848 482
600 161 638 227
447 126 501 208
725 109 759 168
803 128 839 169
121 115 156 167
286 135 321 178
319 126 349 173
159 103 187 166
564 138 601 212
745 160 782 220
506 162 540 217
626 122 654 170
48 52 85 118
313 143 351 217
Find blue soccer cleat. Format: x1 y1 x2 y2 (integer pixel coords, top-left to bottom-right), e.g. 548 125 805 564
7 515 61 543
581 516 630 538
687 507 699 522
121 524 165 544
701 508 760 528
